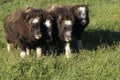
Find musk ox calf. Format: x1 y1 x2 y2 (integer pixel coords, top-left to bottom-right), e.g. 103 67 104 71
63 5 89 51
43 5 63 54
44 4 75 58
3 7 51 58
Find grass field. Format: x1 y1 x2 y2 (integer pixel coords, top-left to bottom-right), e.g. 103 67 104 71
0 0 120 80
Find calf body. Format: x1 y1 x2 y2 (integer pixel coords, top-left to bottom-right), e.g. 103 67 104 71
3 7 50 58
63 5 89 51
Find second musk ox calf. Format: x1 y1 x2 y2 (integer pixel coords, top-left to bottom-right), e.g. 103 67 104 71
44 4 75 58
63 5 89 52
43 5 62 54
3 7 51 58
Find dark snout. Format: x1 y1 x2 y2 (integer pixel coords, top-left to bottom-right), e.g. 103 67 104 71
65 35 72 42
64 31 72 42
34 29 42 39
81 19 86 25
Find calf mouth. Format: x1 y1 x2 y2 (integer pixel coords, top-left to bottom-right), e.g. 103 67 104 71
80 19 86 25
65 37 71 42
35 34 42 39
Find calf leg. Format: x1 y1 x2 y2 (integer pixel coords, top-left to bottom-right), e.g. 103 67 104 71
55 39 64 55
26 48 30 56
36 47 42 58
7 43 11 52
18 40 26 58
65 43 71 58
20 50 26 58
6 36 12 53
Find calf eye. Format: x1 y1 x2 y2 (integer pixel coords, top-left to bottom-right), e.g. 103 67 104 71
32 25 38 29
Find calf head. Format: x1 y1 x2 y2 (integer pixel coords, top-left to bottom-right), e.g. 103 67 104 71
28 17 42 39
73 5 89 25
58 14 74 42
24 7 44 40
43 12 56 41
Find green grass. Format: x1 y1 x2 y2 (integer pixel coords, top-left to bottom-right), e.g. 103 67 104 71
0 0 120 80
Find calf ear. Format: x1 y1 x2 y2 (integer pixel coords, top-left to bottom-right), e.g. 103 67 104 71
72 6 78 15
73 6 78 11
23 7 34 21
25 7 33 13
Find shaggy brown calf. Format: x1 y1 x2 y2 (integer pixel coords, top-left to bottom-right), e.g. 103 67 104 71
43 5 63 54
3 7 50 58
63 5 89 52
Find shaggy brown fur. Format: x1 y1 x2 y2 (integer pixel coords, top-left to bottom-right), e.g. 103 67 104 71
3 7 50 57
63 5 89 51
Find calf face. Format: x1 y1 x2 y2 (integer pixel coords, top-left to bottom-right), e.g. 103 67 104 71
44 13 55 41
62 20 73 42
25 8 44 40
58 14 74 42
29 17 42 39
74 5 89 25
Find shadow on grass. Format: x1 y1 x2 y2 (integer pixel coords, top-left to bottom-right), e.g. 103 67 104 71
82 29 120 50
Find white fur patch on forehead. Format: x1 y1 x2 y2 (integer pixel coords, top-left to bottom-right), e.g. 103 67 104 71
65 31 71 36
64 20 73 26
44 20 51 27
32 18 39 24
78 7 86 12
